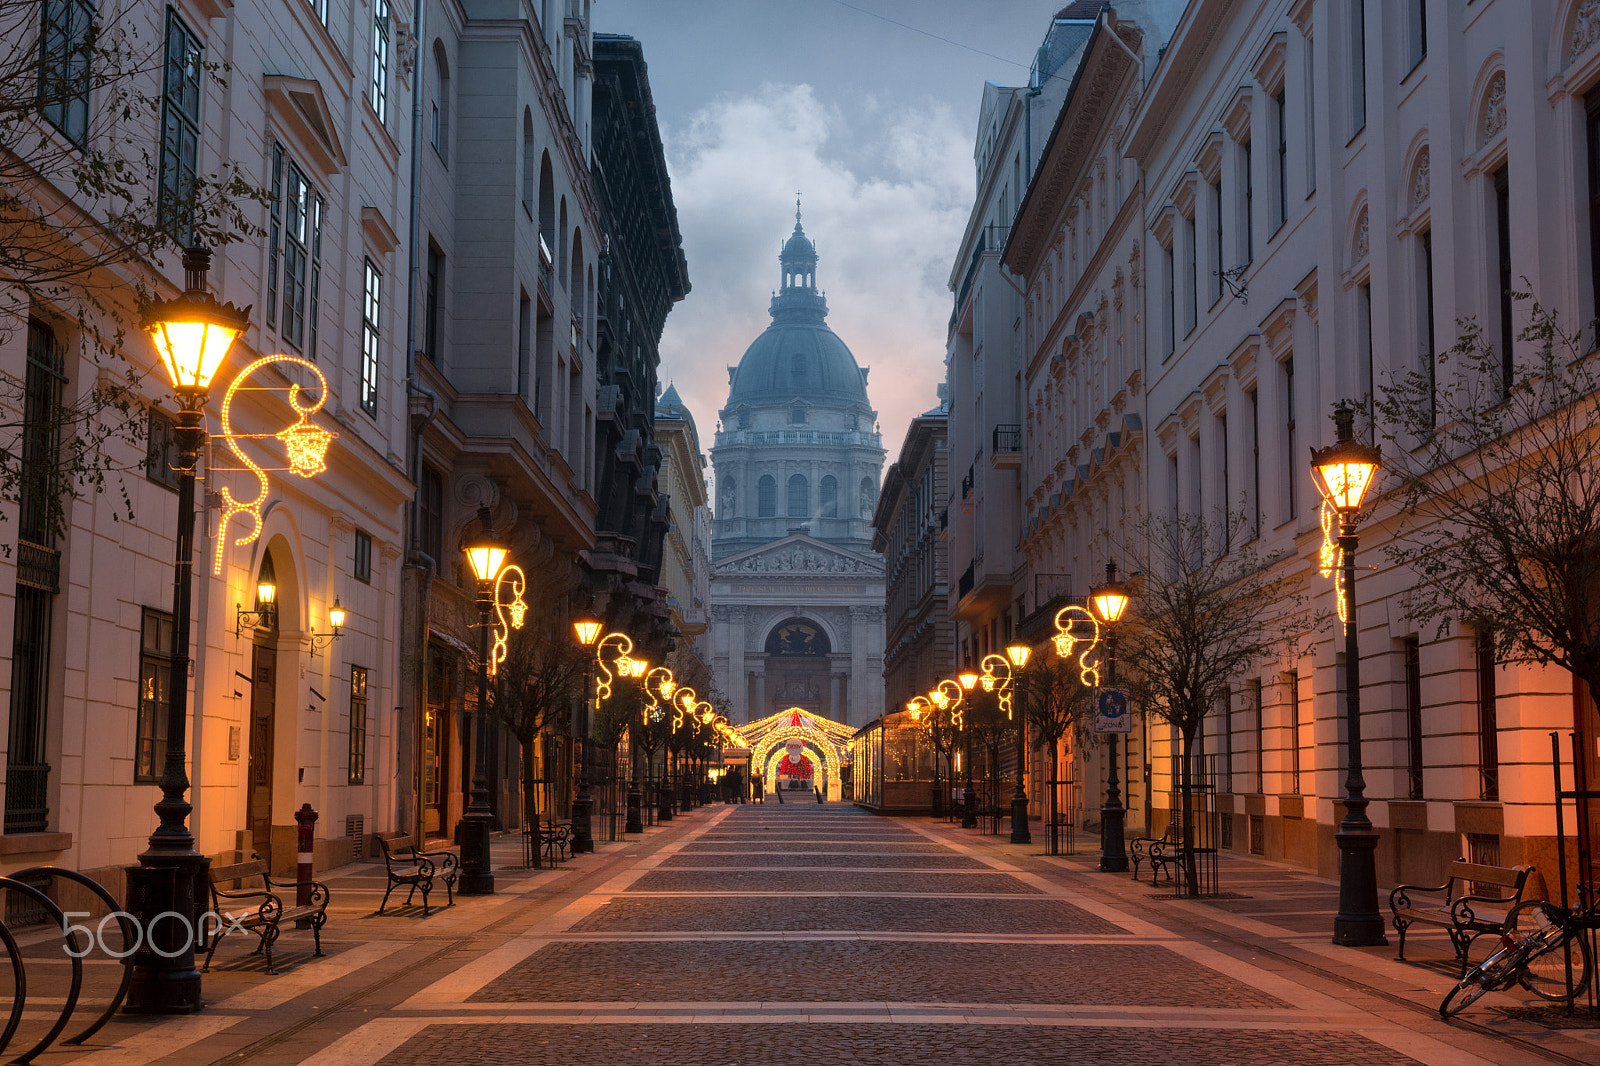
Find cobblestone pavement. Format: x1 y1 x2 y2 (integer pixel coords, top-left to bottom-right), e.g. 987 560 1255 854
62 802 1600 1065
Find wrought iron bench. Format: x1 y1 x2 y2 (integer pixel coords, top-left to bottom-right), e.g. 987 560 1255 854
375 833 458 915
1129 824 1186 884
1389 859 1543 972
204 856 328 974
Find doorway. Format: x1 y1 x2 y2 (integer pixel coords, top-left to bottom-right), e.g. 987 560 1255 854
246 644 276 867
424 650 453 837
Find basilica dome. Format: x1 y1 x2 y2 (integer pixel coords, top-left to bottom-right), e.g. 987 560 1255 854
724 213 870 410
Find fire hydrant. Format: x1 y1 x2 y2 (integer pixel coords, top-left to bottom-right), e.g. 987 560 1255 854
294 803 318 908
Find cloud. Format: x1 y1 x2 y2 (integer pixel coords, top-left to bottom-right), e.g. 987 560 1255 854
657 82 972 494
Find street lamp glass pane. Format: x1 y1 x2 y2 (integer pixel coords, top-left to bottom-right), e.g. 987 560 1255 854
148 318 240 394
464 543 507 582
328 598 346 631
1313 457 1378 512
958 672 978 690
256 580 277 606
1006 644 1030 668
573 620 602 645
1090 589 1130 624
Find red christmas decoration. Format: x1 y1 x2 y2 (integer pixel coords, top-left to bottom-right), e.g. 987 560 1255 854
777 753 814 778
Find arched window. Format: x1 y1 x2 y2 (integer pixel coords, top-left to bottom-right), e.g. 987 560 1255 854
758 475 776 517
791 352 805 388
558 198 569 288
820 475 838 517
720 478 736 517
538 152 555 255
572 229 585 331
430 43 450 163
858 476 875 516
788 474 808 516
522 110 536 213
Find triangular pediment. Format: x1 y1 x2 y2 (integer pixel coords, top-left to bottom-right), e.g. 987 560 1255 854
715 533 883 577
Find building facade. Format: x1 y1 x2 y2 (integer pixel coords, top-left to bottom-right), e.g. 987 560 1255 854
708 213 886 727
872 397 955 720
655 385 712 662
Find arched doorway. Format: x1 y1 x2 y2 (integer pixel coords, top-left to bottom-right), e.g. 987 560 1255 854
762 617 831 720
246 552 279 868
746 708 854 800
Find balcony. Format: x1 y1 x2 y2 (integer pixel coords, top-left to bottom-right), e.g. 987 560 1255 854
957 561 975 600
1018 572 1075 642
991 423 1021 470
959 465 975 513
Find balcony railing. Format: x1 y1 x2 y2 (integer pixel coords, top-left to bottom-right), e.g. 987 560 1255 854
961 466 974 499
957 560 975 599
992 423 1021 453
3 762 50 834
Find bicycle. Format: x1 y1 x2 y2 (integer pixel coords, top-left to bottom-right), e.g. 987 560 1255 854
1439 898 1595 1017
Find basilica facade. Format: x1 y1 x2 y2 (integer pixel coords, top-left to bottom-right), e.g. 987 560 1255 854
708 212 886 728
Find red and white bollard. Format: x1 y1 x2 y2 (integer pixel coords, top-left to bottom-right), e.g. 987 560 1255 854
294 803 318 907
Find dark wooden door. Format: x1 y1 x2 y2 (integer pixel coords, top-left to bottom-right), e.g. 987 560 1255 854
1577 677 1600 890
247 645 276 866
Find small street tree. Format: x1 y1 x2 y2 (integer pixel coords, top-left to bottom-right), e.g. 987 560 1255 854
485 614 585 866
1 0 265 540
1023 652 1095 851
1117 511 1307 896
1372 292 1600 734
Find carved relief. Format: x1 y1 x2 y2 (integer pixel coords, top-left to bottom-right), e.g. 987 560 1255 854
1482 72 1507 143
1352 205 1369 264
724 547 880 574
1409 147 1430 209
1574 1 1600 59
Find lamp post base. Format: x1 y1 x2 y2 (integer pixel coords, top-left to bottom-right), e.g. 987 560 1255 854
1099 802 1128 873
1010 791 1031 845
1333 826 1388 946
961 790 977 829
457 801 496 895
625 784 643 834
570 790 594 853
122 859 205 1014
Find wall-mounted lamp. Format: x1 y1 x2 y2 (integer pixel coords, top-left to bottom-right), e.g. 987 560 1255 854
235 579 278 637
307 596 345 652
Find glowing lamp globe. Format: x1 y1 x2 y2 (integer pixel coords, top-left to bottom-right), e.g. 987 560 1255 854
143 248 251 402
256 579 278 609
328 597 346 633
1089 561 1131 625
1311 404 1381 515
958 671 979 691
1005 644 1031 669
573 619 602 646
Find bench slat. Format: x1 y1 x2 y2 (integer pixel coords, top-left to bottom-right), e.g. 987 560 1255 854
1444 861 1524 888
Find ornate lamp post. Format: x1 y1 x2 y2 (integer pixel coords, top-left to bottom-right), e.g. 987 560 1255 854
954 672 981 826
1087 562 1131 873
459 507 509 895
991 644 1032 844
125 246 249 1014
573 626 632 853
1310 402 1387 947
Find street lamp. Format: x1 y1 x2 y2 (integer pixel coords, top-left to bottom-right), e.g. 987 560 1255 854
956 672 980 827
127 246 250 1014
1310 401 1387 947
576 628 633 853
1088 561 1131 873
1002 644 1032 844
459 506 508 895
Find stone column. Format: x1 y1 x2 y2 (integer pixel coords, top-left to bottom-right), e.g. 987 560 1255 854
726 606 747 721
829 673 841 720
754 670 766 720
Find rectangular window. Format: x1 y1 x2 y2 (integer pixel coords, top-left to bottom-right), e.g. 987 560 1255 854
304 0 327 23
1250 677 1264 794
361 258 381 416
1358 282 1374 403
1493 166 1513 395
267 143 283 330
424 244 442 363
1210 180 1223 307
1283 357 1297 521
136 608 175 783
370 0 390 125
1183 211 1197 333
1287 670 1302 795
354 529 373 583
1220 690 1234 792
1403 636 1424 800
279 160 320 351
145 408 178 490
518 291 532 401
1350 0 1367 136
1162 240 1176 356
1218 413 1230 554
39 0 95 145
20 320 65 547
1240 138 1254 264
1477 632 1499 801
1247 387 1261 538
419 464 444 571
1305 40 1317 192
1407 0 1427 70
158 9 202 242
348 665 368 785
1274 89 1288 230
1419 229 1437 422
1586 87 1600 338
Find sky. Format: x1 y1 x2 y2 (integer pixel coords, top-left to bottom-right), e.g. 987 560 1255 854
592 0 1059 472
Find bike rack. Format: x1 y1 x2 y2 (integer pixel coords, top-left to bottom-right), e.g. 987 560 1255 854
1548 730 1600 1018
0 866 133 1062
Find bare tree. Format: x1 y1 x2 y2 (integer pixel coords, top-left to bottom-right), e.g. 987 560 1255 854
1023 652 1095 850
1373 292 1600 721
0 0 265 540
485 614 584 866
1117 510 1307 896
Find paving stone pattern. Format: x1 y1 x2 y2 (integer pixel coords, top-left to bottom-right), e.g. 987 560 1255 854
660 852 990 869
679 840 949 854
628 869 1041 894
475 940 1282 1006
569 895 1126 934
376 1024 1414 1066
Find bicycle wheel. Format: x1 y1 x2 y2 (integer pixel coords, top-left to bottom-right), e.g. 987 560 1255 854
1508 901 1594 1002
1441 949 1517 1018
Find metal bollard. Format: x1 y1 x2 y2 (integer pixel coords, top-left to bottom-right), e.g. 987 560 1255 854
294 803 318 907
